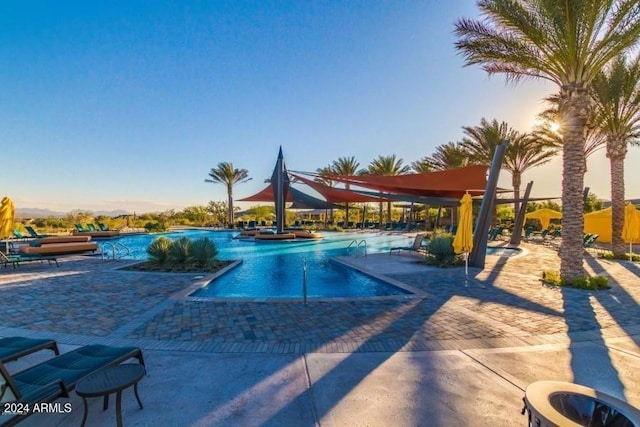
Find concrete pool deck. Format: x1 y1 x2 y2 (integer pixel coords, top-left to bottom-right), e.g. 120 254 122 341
1 241 639 426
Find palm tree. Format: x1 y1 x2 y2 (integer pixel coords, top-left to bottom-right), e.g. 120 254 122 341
366 155 411 226
315 165 337 224
455 1 640 280
460 118 557 213
410 158 433 173
205 162 251 228
422 142 471 171
591 53 640 257
331 156 361 228
534 96 607 171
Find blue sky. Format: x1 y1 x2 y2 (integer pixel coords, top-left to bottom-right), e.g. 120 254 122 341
1 1 637 213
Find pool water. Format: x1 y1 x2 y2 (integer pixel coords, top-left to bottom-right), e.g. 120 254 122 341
107 230 415 299
485 246 522 257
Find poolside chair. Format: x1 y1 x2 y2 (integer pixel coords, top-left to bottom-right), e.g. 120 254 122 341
0 337 60 364
524 226 534 239
87 223 97 231
0 252 59 269
390 233 426 254
75 224 89 232
11 230 28 240
0 344 144 427
24 226 49 238
98 222 110 231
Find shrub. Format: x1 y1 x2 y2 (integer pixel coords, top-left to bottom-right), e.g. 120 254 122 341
541 270 610 290
190 237 219 268
144 221 168 232
168 236 192 264
424 233 457 267
146 237 172 265
599 251 640 262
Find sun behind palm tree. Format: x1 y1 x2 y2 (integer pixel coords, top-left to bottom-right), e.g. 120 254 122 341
455 0 640 280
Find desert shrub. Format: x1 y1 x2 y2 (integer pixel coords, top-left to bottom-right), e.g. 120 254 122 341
146 237 172 265
541 270 610 290
424 233 457 267
168 236 192 264
144 221 169 232
599 251 640 262
190 237 219 269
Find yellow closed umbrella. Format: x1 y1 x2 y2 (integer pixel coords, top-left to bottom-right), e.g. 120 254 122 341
0 196 15 253
621 203 639 261
453 194 474 278
525 208 563 230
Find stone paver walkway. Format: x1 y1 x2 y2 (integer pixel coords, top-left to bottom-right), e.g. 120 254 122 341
0 242 639 354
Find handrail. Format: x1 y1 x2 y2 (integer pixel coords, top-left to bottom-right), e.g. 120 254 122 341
357 240 367 257
346 239 367 257
302 258 308 305
101 241 132 260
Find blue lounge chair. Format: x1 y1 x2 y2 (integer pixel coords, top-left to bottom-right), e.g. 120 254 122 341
24 226 49 238
75 224 89 232
0 344 144 427
0 252 58 269
0 337 60 364
390 234 427 254
11 230 28 240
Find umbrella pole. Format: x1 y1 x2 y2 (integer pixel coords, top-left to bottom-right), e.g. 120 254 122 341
465 252 469 286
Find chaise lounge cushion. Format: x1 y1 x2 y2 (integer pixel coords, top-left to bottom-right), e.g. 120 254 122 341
19 242 98 255
11 344 144 394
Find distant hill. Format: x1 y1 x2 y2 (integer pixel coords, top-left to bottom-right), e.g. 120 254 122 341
15 208 130 218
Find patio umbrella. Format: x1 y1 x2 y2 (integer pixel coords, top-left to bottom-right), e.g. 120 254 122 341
0 196 15 253
525 208 563 230
453 193 474 278
621 204 639 261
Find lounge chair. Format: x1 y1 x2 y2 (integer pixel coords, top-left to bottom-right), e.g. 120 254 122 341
0 337 59 364
0 344 144 427
390 233 426 254
24 226 49 238
75 224 89 233
11 230 28 240
87 224 97 231
0 252 58 269
98 223 110 231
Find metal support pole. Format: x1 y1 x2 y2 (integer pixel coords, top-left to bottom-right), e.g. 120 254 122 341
302 258 308 305
469 140 508 268
510 181 533 246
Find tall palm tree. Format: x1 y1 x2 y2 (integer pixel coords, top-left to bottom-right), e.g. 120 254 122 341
410 158 433 173
331 156 361 228
591 53 640 257
366 155 411 226
315 165 337 224
534 96 607 171
423 142 471 171
460 118 557 213
455 1 640 280
205 162 251 228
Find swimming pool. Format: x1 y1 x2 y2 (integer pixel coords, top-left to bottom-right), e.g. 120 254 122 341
108 230 415 299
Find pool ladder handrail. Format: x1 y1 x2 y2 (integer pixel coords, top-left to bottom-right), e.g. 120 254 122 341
101 241 132 260
346 239 367 257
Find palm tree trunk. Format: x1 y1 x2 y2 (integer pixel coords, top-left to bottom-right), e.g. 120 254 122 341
378 201 383 230
512 170 522 215
227 185 234 228
608 138 627 257
559 90 588 279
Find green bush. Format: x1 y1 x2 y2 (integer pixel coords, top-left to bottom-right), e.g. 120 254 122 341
189 237 219 269
146 237 172 265
424 233 458 267
541 270 610 290
599 251 640 262
143 221 168 232
169 236 191 264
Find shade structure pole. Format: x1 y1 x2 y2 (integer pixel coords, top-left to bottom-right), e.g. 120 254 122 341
469 140 508 268
274 147 285 234
510 181 533 246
